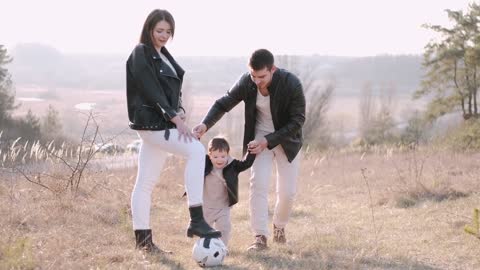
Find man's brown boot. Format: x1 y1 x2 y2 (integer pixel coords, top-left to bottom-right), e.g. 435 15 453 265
247 235 268 252
273 224 286 243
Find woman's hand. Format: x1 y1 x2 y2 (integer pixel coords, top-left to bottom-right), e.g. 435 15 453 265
171 115 195 143
177 111 186 122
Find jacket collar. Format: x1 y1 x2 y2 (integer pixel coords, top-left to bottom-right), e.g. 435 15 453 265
144 44 185 79
267 68 280 95
160 47 185 78
226 156 234 166
144 44 160 59
205 155 235 176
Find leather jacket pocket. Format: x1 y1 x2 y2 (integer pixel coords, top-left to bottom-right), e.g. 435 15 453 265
134 105 161 125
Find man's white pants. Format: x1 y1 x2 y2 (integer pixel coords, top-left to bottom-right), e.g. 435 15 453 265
131 129 206 230
249 136 300 237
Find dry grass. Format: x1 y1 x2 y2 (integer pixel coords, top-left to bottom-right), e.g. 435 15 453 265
1 147 480 269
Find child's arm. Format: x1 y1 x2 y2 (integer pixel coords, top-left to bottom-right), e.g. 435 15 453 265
204 154 212 176
234 152 256 172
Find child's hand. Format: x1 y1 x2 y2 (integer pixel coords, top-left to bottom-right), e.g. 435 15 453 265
247 141 258 151
248 138 268 154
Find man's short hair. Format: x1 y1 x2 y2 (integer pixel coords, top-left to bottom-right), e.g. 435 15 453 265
249 49 274 71
208 137 230 153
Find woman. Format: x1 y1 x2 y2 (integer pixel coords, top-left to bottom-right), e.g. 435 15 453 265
126 9 221 254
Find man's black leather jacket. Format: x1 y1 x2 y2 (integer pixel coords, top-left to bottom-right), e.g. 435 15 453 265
202 69 306 162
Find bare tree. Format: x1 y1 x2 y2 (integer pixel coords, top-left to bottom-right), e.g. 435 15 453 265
359 81 397 145
359 81 375 139
276 55 335 148
1 111 123 196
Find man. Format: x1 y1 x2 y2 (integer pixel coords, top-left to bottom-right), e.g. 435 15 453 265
193 49 305 251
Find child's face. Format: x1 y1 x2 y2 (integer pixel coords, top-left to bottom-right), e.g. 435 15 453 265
208 149 229 169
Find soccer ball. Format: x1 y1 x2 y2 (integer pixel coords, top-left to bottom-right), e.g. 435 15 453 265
192 237 227 267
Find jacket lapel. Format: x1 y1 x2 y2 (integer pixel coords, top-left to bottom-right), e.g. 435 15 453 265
161 47 185 80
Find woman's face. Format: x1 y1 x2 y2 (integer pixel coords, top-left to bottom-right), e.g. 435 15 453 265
151 20 172 49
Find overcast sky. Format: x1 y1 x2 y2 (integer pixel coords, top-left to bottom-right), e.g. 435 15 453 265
1 0 474 57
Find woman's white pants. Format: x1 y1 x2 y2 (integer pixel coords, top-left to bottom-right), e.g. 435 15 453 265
131 129 205 230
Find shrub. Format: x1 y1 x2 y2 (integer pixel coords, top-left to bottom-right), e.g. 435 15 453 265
437 118 480 150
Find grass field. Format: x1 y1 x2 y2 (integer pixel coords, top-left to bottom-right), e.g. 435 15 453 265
1 146 480 269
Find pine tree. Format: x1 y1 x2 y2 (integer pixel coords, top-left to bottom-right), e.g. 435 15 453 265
416 3 480 121
13 109 42 142
0 45 18 124
41 104 62 140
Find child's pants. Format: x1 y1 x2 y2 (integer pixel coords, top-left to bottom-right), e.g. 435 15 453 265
204 207 231 246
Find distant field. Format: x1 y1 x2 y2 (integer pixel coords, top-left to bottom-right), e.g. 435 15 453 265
12 86 225 145
12 85 426 147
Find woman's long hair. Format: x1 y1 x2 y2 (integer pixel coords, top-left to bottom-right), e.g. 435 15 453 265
139 9 175 48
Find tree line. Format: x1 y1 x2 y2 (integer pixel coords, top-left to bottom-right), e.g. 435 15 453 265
417 3 480 121
0 45 63 145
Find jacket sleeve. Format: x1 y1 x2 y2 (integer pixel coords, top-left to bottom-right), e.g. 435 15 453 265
264 77 306 149
204 154 212 176
178 91 186 114
234 152 256 173
128 45 177 121
201 75 247 130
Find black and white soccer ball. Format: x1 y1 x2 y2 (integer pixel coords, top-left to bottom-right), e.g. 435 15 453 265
192 237 227 267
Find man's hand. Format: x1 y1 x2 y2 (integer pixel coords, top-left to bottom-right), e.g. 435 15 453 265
247 137 268 154
192 123 207 139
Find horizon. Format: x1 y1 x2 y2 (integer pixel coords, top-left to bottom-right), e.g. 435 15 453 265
1 0 474 57
7 42 428 58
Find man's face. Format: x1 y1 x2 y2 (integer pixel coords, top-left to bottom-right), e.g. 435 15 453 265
249 66 275 90
208 149 229 169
